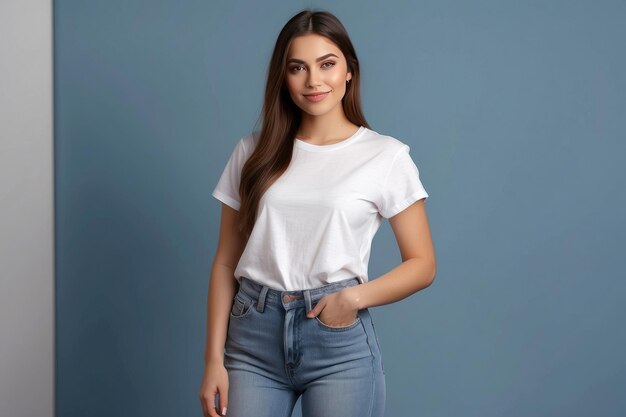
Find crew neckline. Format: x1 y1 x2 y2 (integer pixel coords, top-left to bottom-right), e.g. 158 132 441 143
295 126 366 152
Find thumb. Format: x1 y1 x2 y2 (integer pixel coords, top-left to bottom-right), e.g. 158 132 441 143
307 299 324 318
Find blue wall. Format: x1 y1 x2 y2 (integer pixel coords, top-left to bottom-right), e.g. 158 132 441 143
55 1 626 416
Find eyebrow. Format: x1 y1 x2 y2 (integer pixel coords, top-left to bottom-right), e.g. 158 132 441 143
286 53 339 65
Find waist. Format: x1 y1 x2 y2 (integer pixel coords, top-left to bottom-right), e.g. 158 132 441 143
238 275 361 307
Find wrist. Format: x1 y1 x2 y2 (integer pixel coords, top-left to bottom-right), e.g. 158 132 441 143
341 285 366 310
204 353 224 367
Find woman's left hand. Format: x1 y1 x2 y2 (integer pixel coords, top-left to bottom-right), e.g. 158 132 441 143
306 289 359 327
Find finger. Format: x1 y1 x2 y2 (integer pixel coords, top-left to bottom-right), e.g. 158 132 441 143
204 392 220 417
307 306 318 317
199 391 212 417
218 385 228 416
307 298 324 317
199 395 207 417
207 403 220 417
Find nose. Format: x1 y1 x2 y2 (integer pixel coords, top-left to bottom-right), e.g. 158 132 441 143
306 68 321 87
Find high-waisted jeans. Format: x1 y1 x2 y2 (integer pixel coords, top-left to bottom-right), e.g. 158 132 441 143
223 275 386 417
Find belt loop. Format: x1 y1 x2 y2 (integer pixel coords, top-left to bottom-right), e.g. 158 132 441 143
256 285 269 312
303 289 312 312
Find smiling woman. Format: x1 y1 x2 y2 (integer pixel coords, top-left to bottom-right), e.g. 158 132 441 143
284 34 354 136
201 8 436 417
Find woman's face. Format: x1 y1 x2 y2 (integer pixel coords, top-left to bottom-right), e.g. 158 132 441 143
284 34 352 118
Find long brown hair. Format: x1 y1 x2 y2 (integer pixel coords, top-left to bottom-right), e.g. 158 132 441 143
238 9 370 239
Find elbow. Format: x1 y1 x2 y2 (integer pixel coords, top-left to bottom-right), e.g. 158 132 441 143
426 259 437 287
410 256 437 288
408 255 436 288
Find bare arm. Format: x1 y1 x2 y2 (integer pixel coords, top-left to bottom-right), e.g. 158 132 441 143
344 198 436 309
200 203 246 416
204 203 247 365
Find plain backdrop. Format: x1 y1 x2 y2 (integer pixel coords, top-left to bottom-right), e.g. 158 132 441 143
1 1 54 417
50 1 626 416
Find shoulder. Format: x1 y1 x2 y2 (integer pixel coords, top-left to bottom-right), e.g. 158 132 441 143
229 130 259 159
359 127 411 158
240 130 259 152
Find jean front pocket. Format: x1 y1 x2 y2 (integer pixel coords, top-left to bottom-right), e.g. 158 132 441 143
230 292 254 319
314 313 362 331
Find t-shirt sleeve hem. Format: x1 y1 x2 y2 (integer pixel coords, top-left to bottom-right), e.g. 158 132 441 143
212 189 241 211
381 190 428 218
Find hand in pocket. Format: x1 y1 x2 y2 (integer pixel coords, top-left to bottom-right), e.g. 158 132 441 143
306 289 359 327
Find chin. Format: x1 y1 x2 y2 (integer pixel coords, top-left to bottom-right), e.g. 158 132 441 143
302 106 334 117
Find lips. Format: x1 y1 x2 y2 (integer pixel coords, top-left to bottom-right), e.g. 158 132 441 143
304 91 330 102
304 91 330 97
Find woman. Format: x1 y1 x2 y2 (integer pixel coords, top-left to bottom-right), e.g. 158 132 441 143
200 9 436 417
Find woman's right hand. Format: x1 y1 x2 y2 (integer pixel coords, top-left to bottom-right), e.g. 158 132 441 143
199 359 229 417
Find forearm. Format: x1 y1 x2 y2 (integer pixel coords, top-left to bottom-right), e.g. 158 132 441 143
203 263 238 366
346 257 436 310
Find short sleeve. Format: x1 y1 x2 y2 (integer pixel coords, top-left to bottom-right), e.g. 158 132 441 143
211 138 248 211
377 145 429 218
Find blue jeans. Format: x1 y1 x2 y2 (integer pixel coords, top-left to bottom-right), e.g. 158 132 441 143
224 276 386 417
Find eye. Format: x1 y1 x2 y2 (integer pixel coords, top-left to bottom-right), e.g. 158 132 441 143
288 61 336 73
289 65 304 73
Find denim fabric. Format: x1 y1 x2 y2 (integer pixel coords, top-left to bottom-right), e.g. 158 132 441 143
224 276 386 417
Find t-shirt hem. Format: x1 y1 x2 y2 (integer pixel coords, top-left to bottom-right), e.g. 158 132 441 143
212 189 240 211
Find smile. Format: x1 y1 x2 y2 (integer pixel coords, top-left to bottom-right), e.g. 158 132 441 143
303 91 330 102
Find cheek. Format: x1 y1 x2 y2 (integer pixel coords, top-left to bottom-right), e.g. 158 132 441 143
326 71 347 89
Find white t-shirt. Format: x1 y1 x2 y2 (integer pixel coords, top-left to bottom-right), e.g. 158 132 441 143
211 125 429 291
